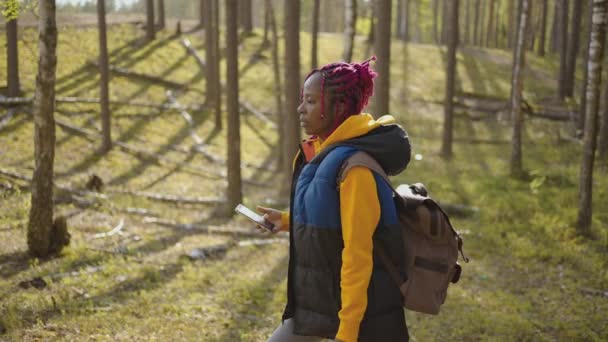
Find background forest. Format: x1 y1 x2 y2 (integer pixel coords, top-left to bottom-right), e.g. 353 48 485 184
1 0 607 341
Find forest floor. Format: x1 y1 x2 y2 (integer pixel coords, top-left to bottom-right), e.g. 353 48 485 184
1 23 607 341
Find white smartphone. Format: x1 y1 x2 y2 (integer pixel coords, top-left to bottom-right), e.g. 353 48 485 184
234 204 275 231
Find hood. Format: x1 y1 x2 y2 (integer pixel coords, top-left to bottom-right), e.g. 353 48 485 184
311 114 411 176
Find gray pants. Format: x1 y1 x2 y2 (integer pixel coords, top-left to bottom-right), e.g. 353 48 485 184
268 319 327 342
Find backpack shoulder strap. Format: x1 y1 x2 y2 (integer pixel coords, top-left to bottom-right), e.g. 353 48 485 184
338 151 391 185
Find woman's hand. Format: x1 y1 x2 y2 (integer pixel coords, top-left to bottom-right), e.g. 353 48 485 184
256 206 286 233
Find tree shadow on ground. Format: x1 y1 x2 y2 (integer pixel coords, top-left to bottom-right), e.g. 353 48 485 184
211 251 289 342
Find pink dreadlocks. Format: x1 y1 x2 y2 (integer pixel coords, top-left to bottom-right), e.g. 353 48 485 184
302 56 378 132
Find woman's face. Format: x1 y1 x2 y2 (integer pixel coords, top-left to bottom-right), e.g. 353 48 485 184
298 73 334 138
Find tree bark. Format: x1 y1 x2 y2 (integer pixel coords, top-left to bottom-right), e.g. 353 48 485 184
205 0 221 129
507 0 514 48
433 0 440 44
464 0 471 45
441 0 449 44
225 0 243 212
371 0 391 117
157 0 165 29
578 0 608 235
146 0 155 41
550 0 559 53
396 0 402 39
283 0 301 191
510 0 531 178
564 0 583 98
240 0 253 33
343 0 357 62
486 0 495 47
97 0 112 153
268 0 284 171
578 2 595 137
557 0 569 101
441 0 459 159
262 0 270 46
538 0 547 56
199 0 205 27
311 0 320 69
28 0 58 258
473 0 480 46
598 73 608 161
7 18 20 97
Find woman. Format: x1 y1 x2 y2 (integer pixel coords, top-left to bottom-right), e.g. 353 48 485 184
258 57 411 342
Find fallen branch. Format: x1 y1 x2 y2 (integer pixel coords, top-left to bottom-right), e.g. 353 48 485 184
108 189 225 205
88 61 189 89
143 217 284 239
240 100 276 128
580 288 608 298
0 96 202 112
89 219 125 240
181 38 206 70
0 108 18 129
165 90 224 163
183 238 286 261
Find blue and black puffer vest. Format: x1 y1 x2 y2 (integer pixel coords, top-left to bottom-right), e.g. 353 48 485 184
282 124 411 341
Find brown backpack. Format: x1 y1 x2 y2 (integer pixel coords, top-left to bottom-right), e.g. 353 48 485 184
338 151 469 315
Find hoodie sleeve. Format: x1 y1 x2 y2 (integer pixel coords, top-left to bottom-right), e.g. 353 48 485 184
335 166 380 342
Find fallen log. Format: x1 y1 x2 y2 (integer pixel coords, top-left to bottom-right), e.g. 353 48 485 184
89 219 125 240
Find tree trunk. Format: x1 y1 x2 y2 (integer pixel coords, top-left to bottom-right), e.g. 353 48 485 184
464 0 471 45
538 0 547 56
7 17 20 98
413 0 422 42
343 0 357 62
486 0 494 47
262 0 270 46
311 0 320 69
493 0 500 48
598 73 608 162
557 0 569 101
403 0 410 41
564 0 583 98
550 0 559 53
199 0 205 27
396 0 402 39
507 0 514 48
510 0 531 178
146 0 155 41
441 0 459 159
473 0 480 46
98 0 112 152
371 0 391 117
205 0 221 130
240 0 252 34
157 0 165 29
225 0 242 212
527 1 536 51
268 0 284 171
28 0 58 258
441 0 449 44
433 0 439 44
578 2 595 137
577 0 608 235
367 0 376 45
283 0 301 190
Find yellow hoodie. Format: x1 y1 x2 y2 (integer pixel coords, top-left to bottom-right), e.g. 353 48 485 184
281 113 396 342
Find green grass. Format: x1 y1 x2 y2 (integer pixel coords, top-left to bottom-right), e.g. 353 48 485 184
1 22 607 341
